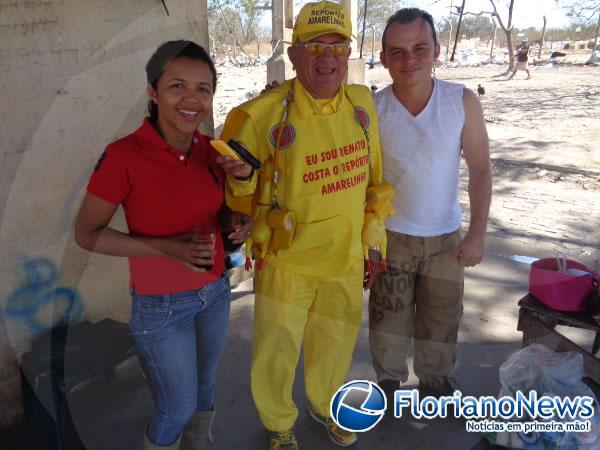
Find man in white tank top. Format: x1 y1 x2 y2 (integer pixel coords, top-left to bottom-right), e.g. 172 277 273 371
368 8 492 400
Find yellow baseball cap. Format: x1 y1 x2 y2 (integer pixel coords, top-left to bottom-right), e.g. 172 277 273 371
292 1 352 43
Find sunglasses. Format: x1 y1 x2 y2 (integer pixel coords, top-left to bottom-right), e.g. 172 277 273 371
295 41 351 57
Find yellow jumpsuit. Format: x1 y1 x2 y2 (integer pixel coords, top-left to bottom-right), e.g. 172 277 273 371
222 79 384 432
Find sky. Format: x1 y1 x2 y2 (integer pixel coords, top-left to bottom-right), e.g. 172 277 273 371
259 0 572 31
420 0 570 29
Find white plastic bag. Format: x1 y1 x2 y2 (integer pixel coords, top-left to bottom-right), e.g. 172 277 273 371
486 344 600 449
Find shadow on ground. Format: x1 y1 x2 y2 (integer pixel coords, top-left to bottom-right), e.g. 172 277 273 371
3 238 598 449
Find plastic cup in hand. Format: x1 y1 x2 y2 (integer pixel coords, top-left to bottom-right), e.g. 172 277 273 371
192 224 216 270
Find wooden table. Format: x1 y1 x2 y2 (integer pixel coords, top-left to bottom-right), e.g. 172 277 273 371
517 294 600 385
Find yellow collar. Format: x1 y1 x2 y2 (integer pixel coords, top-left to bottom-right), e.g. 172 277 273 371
293 79 345 118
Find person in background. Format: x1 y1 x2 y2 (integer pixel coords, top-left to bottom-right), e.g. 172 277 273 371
369 8 492 401
74 40 250 450
508 40 531 79
219 1 394 448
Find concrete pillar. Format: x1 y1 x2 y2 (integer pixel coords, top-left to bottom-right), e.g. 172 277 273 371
268 0 364 85
341 0 365 85
198 0 213 136
267 0 295 84
341 0 358 54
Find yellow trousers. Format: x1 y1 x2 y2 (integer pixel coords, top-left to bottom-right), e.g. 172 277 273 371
251 258 363 432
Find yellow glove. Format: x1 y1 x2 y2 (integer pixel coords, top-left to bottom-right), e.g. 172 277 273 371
362 182 395 271
246 158 274 271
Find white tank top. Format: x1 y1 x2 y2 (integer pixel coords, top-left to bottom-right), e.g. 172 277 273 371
374 79 465 237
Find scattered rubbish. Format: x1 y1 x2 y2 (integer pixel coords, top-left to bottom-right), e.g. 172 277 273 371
503 255 539 265
537 169 548 177
366 58 379 69
217 54 265 68
486 344 600 449
586 52 600 65
550 51 566 59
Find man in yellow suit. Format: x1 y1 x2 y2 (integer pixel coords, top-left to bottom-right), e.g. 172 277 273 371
218 2 393 449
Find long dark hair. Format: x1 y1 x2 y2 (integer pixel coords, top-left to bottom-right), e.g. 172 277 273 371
145 40 217 125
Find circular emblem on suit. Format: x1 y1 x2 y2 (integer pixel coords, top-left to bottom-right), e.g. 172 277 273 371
269 123 296 150
353 107 370 129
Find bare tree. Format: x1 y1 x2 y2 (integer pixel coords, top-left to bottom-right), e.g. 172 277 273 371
360 0 369 58
209 0 269 44
490 18 497 60
486 0 516 72
446 17 454 59
459 0 517 73
237 0 263 43
539 16 547 58
357 0 407 40
595 13 600 56
450 0 466 61
209 6 244 46
556 0 600 56
439 15 495 43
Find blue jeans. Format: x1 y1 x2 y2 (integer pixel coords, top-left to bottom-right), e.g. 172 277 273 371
130 275 231 446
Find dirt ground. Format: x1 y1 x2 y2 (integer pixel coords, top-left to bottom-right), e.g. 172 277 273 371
213 62 600 172
212 61 600 263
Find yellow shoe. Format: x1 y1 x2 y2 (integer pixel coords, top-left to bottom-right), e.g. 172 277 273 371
270 429 298 450
308 407 358 447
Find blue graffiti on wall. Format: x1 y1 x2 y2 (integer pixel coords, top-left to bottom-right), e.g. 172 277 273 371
5 258 84 334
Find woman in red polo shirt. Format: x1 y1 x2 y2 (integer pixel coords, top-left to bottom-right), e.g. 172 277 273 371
74 41 249 450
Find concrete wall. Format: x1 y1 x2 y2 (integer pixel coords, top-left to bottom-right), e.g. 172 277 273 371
0 0 209 426
267 0 365 85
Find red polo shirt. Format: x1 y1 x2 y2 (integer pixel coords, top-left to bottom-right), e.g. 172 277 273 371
87 118 225 294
